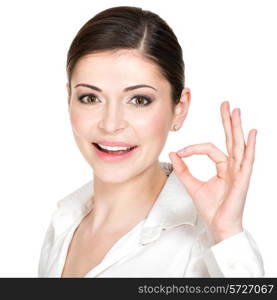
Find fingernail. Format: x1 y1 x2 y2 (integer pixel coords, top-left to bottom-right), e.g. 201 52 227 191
177 149 186 155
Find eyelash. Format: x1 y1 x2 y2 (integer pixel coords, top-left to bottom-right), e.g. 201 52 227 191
77 94 153 107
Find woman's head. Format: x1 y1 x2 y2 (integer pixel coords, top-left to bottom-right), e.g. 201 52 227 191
66 6 191 183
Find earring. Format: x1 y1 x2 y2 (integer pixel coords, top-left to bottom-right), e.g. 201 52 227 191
172 124 179 131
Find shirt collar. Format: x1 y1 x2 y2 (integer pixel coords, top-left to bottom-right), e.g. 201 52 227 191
138 162 198 245
51 161 198 243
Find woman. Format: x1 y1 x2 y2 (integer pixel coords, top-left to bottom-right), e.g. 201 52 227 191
38 6 264 277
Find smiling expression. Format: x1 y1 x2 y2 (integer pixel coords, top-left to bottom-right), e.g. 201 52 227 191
67 49 187 183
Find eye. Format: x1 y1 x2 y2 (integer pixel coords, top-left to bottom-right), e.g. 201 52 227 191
77 94 153 107
78 94 99 104
129 95 152 107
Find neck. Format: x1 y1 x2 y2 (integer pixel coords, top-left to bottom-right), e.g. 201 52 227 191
90 161 168 232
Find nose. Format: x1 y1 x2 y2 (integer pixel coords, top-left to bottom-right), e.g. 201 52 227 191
98 101 128 133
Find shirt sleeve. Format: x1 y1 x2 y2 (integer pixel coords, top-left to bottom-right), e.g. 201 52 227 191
200 229 265 277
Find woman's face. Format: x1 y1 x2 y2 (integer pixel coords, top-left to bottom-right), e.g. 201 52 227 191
67 49 186 183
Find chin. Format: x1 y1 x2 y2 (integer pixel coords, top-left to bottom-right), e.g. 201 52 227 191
92 165 140 184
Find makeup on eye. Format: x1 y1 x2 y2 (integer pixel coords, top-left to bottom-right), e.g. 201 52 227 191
129 95 153 107
77 93 153 107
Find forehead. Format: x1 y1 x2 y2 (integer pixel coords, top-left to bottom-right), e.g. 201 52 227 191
71 49 169 89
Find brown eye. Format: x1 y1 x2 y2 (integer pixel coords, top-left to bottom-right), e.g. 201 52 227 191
78 94 99 104
130 95 152 107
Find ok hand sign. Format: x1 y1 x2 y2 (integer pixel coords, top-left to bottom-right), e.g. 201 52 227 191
169 101 257 243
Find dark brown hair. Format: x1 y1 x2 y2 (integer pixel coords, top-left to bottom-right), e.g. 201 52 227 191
66 6 185 107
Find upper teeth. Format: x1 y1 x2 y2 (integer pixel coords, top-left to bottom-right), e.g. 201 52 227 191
97 143 133 151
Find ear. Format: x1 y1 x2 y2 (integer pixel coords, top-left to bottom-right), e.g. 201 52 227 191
171 87 191 131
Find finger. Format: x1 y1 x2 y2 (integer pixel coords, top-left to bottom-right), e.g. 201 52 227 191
169 152 204 197
241 129 257 177
177 143 228 180
220 101 233 156
231 108 247 171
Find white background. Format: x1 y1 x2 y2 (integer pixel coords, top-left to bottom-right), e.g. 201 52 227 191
0 0 276 277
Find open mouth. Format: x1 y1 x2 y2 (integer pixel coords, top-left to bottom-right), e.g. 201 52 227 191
92 143 138 155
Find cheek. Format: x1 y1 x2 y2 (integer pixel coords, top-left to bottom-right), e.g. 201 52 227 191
135 109 171 141
70 109 92 139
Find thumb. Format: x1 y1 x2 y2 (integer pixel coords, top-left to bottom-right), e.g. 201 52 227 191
169 152 203 197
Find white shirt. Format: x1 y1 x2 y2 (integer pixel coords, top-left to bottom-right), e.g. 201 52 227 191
38 162 264 277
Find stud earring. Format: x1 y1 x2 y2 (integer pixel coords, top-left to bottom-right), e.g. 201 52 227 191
172 124 179 131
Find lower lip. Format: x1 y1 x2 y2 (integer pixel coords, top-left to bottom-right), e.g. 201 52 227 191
92 143 139 162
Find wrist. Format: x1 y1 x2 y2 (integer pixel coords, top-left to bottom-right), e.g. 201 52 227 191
212 226 244 244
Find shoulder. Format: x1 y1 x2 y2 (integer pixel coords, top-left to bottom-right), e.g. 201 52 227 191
56 180 93 210
38 180 94 277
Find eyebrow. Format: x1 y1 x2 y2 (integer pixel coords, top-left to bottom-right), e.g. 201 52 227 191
74 83 157 92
